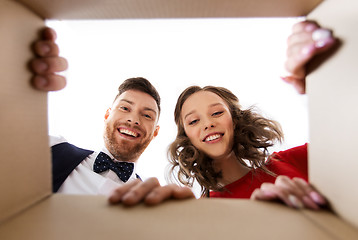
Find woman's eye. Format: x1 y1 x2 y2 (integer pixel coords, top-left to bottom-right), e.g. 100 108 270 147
120 106 129 111
212 111 223 116
189 119 198 125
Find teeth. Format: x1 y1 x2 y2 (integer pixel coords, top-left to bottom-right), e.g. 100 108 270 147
120 129 138 137
205 134 221 142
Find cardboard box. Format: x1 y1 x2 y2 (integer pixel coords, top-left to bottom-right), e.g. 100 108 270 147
307 0 358 230
0 0 357 238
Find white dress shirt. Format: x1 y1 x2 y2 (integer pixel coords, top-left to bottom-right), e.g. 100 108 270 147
50 135 138 196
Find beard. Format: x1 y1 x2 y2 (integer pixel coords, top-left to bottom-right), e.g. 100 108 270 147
103 123 152 162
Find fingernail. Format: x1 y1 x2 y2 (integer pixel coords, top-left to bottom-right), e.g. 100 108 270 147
288 195 304 209
41 44 50 54
34 76 48 87
310 191 326 205
38 62 48 72
312 29 331 41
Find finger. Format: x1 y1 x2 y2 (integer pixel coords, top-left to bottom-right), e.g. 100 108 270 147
172 186 195 199
274 176 308 209
31 74 66 91
41 27 57 41
250 185 278 201
285 43 315 78
275 176 308 198
293 178 326 207
30 57 68 74
292 20 320 34
277 176 320 210
286 28 336 76
145 184 195 205
259 182 299 208
309 190 327 206
287 26 317 48
281 76 305 94
121 177 161 206
312 28 336 50
33 40 59 57
108 179 142 204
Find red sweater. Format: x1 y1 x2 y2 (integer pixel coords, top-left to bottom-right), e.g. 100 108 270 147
209 144 308 199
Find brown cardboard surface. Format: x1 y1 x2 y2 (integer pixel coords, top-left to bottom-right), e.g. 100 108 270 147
307 0 358 229
16 0 323 19
302 210 358 239
1 194 352 240
0 0 51 223
1 0 358 238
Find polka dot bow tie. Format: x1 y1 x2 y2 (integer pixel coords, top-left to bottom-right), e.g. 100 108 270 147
93 152 134 182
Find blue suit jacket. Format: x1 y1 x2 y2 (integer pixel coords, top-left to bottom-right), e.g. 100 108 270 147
51 142 141 192
51 142 94 192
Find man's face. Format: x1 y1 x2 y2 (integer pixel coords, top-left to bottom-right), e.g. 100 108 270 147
103 89 160 162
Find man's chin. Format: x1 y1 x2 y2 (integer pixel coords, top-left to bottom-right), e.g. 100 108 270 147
111 144 143 161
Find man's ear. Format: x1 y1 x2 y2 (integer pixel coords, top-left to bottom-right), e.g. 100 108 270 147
104 108 111 120
153 125 160 138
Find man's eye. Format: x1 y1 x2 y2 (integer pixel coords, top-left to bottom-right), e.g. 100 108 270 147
144 114 152 119
120 106 129 111
212 111 223 116
189 119 198 125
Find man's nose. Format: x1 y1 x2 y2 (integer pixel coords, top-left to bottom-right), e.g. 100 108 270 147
127 113 140 125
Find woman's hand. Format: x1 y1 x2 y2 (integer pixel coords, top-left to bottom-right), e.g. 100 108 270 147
282 20 337 94
250 175 327 210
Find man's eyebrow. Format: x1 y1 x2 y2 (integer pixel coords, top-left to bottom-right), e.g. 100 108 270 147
120 99 134 105
120 99 157 115
143 107 157 115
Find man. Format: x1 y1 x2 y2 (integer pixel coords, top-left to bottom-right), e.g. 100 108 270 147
51 77 161 195
31 27 194 202
30 20 337 208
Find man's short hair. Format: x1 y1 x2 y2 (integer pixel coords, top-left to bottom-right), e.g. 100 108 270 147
115 77 161 115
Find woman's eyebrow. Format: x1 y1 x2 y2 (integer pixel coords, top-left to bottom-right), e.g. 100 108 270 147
183 110 195 120
209 103 224 108
184 103 224 120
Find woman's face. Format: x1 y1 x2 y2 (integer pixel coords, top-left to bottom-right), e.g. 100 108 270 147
181 91 234 160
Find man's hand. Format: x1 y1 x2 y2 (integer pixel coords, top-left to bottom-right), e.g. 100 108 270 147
108 178 195 206
250 175 327 210
30 27 68 91
282 20 337 94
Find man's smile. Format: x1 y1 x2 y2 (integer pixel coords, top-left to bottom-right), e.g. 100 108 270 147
118 127 140 138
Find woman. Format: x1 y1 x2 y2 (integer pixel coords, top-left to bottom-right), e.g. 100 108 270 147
168 85 323 209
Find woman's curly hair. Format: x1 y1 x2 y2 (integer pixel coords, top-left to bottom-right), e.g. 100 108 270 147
167 86 283 196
